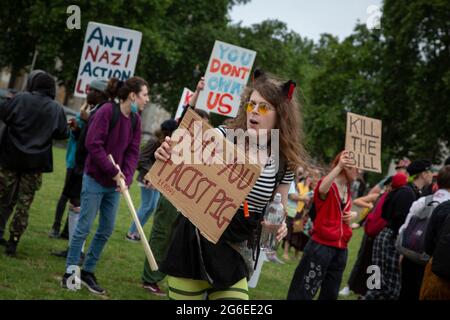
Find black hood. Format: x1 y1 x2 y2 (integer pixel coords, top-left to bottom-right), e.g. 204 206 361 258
26 70 56 99
26 69 45 92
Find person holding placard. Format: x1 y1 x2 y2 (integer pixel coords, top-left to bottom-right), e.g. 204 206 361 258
154 70 307 300
61 76 149 295
287 150 358 300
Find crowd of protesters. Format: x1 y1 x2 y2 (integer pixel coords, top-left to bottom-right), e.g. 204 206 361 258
1 68 449 301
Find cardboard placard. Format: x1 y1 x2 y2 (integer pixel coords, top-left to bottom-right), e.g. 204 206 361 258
174 88 194 121
74 22 142 98
196 40 256 118
345 112 382 173
145 108 262 243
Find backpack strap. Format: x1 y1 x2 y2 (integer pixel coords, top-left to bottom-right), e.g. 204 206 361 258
109 102 137 133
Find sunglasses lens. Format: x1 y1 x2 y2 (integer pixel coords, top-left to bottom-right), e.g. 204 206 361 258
246 102 254 112
259 103 268 115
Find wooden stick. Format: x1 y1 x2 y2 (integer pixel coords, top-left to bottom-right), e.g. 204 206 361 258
108 154 158 271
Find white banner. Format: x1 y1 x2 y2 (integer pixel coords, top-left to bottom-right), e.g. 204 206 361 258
74 22 142 98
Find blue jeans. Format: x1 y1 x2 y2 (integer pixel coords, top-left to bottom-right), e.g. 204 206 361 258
128 186 160 234
66 175 120 273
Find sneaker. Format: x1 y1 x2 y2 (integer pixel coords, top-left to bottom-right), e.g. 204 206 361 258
0 238 7 246
125 233 141 242
48 229 60 239
142 282 166 297
80 270 106 295
339 286 351 296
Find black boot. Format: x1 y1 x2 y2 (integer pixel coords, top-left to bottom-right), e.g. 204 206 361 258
5 235 20 257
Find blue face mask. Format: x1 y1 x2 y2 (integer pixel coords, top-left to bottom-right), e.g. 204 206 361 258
131 102 138 113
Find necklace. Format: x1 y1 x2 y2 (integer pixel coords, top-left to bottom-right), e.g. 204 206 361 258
336 181 348 202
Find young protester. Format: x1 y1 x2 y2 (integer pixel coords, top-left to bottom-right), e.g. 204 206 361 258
154 70 306 300
61 76 149 295
49 79 109 239
0 70 68 255
287 151 358 300
362 159 433 300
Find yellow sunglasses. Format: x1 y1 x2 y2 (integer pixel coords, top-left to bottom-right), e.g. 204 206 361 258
245 101 274 116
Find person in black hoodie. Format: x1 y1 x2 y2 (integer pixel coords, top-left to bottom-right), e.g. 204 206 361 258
0 70 68 256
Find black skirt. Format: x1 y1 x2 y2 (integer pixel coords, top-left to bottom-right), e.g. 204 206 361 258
160 208 262 289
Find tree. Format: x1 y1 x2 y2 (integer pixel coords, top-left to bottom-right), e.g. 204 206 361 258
379 0 450 162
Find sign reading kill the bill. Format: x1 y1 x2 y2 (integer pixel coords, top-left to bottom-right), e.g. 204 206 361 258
345 112 382 173
145 108 262 243
196 40 256 118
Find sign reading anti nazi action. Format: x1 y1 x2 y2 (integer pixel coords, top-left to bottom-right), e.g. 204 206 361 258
345 112 382 173
74 22 142 98
145 108 261 243
196 40 256 118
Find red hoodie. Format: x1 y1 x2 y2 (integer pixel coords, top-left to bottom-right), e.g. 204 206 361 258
311 178 353 249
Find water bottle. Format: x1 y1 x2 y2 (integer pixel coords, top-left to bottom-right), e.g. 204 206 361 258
260 193 285 254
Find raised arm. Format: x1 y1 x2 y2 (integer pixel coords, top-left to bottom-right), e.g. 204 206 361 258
318 150 353 199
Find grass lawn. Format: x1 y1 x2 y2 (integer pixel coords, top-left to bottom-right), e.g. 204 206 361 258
0 146 361 300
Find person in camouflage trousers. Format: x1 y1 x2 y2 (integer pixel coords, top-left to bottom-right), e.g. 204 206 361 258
0 70 68 256
0 168 43 248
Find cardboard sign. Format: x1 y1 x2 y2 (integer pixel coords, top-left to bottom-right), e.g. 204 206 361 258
174 88 194 121
145 108 262 243
345 112 382 173
196 40 256 118
74 22 142 98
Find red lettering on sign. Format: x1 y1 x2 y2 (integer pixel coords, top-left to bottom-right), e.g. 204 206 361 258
85 45 99 62
206 92 233 115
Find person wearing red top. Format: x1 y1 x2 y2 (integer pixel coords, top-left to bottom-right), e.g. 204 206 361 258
287 150 358 300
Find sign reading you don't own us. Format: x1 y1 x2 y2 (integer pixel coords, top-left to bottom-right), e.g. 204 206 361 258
74 22 142 98
145 108 261 243
196 40 256 118
345 112 382 173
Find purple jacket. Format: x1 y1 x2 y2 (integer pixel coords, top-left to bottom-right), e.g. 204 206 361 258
84 102 141 188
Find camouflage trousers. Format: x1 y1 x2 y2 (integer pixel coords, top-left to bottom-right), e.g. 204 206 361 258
0 167 42 240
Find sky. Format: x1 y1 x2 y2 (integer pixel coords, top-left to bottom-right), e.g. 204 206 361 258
229 0 383 42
